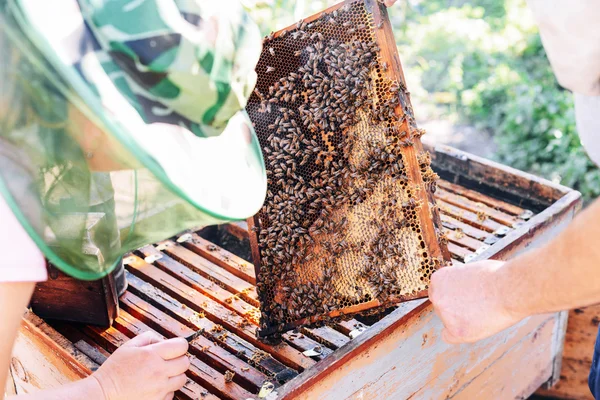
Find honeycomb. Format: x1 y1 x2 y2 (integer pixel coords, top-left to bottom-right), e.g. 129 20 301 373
246 0 450 338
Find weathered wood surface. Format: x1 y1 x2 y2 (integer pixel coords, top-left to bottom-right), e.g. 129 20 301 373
30 263 119 327
14 132 581 400
10 312 95 394
536 305 600 400
537 358 593 400
267 305 563 400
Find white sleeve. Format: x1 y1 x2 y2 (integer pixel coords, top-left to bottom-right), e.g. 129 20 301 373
527 0 600 96
0 194 47 283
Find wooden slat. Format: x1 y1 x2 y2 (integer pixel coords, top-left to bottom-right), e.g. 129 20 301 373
437 179 527 216
140 246 345 360
438 200 505 233
177 380 218 400
119 292 268 390
73 340 107 366
22 312 99 373
185 233 256 284
158 241 260 306
335 319 369 336
447 242 472 262
46 322 112 368
114 309 255 400
11 316 94 394
440 214 490 241
107 316 218 400
124 267 312 375
441 226 485 251
140 245 260 319
302 326 350 350
83 326 130 353
186 357 252 400
436 188 519 227
281 331 334 361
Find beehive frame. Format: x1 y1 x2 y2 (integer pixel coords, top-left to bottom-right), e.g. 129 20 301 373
246 0 452 338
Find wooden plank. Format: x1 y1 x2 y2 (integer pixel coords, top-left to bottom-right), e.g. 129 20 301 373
125 255 310 374
438 200 506 233
471 191 582 263
450 317 555 399
440 214 490 241
124 270 308 381
84 325 129 353
562 306 600 365
436 187 519 226
437 179 526 216
22 312 99 373
544 310 570 389
30 263 118 327
114 309 258 399
442 226 485 251
302 326 350 350
11 315 94 394
157 241 260 306
139 245 260 320
281 331 334 361
536 358 593 400
425 141 570 206
334 319 369 336
270 303 557 400
73 340 107 366
177 380 218 400
446 242 472 262
185 356 253 400
119 291 269 390
184 233 256 284
45 321 112 364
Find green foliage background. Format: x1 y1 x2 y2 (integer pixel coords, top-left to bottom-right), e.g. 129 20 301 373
246 0 600 202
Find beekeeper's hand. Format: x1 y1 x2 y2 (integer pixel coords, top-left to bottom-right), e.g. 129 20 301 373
429 196 600 344
428 259 524 343
92 332 190 400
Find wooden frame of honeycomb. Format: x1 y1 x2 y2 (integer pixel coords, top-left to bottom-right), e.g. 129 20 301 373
246 0 451 339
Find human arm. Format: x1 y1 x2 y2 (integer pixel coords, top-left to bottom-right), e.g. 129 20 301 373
1 194 190 400
429 196 600 343
3 313 190 400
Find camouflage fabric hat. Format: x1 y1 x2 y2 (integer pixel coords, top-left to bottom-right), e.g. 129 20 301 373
0 0 266 279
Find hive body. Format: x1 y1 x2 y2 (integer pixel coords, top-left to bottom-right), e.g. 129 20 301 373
246 0 451 338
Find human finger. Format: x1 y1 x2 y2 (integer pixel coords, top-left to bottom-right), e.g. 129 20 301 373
124 331 164 348
165 355 191 377
167 373 188 392
148 337 189 360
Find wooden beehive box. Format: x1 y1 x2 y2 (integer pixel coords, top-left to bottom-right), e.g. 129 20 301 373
8 142 581 400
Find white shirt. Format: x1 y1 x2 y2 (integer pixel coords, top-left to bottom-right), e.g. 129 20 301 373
527 0 600 165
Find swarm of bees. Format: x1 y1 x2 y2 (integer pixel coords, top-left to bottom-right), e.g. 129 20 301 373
246 1 447 338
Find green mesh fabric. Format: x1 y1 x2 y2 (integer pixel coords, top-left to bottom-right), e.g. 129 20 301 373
0 0 266 280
